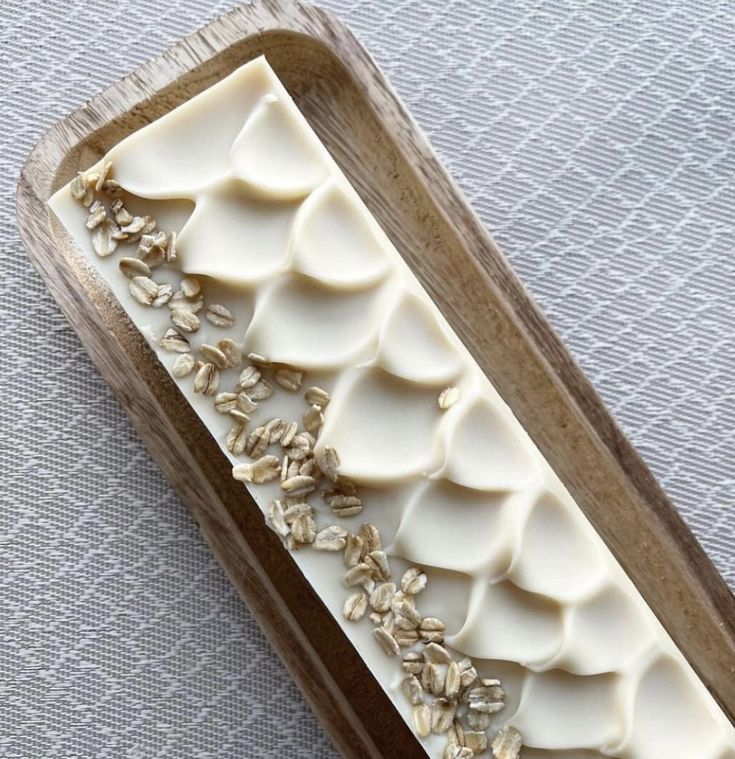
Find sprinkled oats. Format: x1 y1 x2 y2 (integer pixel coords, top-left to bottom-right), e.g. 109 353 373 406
274 367 304 391
237 365 261 390
113 203 132 226
402 651 424 675
281 474 317 496
344 563 373 588
168 290 204 314
217 339 242 367
445 660 461 700
466 680 505 714
402 675 424 705
282 433 309 462
419 617 446 644
401 567 427 596
466 710 491 731
438 386 460 409
463 731 487 755
129 276 159 306
248 379 273 401
193 362 219 396
358 523 382 554
364 550 391 582
70 173 91 204
326 493 362 518
164 230 177 263
315 445 340 482
266 500 290 539
119 257 151 279
394 628 420 647
86 201 107 229
314 525 348 552
445 746 473 759
413 703 431 738
205 303 235 328
160 328 190 353
180 276 201 298
431 698 456 734
373 626 400 657
490 726 522 759
246 352 270 366
343 534 364 568
447 720 465 750
200 343 229 369
232 455 280 484
305 386 330 408
280 421 298 448
283 502 312 523
395 601 422 629
369 582 396 613
171 308 200 333
237 392 258 414
303 404 324 434
172 352 195 378
214 392 239 414
245 425 269 459
152 283 173 308
290 513 317 545
343 592 368 622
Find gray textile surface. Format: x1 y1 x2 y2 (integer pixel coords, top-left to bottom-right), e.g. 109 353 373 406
2 0 733 756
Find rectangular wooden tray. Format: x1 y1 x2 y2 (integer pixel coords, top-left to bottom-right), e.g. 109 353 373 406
17 0 735 754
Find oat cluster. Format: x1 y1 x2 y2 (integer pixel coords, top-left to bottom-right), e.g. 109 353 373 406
236 364 519 759
70 161 234 341
70 162 522 759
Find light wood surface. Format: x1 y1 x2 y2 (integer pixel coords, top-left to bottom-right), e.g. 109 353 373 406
16 0 735 752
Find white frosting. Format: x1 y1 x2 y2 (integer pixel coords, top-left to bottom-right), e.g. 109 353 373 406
50 57 735 758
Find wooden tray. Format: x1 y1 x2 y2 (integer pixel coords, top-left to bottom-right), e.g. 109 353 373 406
16 0 735 753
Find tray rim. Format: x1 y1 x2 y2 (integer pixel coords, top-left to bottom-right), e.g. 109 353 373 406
16 0 735 743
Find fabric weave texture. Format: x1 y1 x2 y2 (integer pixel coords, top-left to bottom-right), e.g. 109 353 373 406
2 1 733 757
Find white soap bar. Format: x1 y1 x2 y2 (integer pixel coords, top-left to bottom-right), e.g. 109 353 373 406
50 57 735 758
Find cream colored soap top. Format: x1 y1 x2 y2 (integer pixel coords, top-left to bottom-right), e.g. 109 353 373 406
51 57 735 759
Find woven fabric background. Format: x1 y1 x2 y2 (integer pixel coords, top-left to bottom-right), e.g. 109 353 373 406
2 1 733 757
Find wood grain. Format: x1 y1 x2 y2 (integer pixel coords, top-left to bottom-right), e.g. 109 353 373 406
16 0 735 751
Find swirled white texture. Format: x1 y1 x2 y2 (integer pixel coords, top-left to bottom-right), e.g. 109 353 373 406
245 278 390 369
292 182 392 288
231 95 330 199
374 291 465 385
49 56 735 758
390 481 513 575
177 180 300 284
